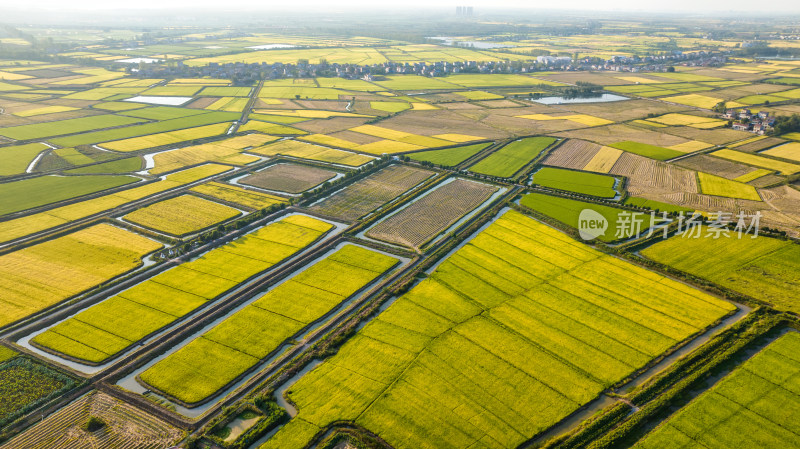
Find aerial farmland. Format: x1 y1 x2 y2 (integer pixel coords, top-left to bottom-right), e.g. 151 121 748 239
1 4 800 449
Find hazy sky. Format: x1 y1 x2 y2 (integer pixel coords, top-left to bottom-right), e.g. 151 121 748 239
2 0 799 13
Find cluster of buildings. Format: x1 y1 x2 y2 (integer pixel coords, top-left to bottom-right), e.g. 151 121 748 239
581 51 728 72
725 109 776 134
124 47 730 83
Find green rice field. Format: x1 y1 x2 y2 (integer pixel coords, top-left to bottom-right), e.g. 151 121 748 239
532 167 618 198
641 229 800 313
31 215 334 364
139 244 398 404
260 210 735 449
634 332 800 449
469 137 556 177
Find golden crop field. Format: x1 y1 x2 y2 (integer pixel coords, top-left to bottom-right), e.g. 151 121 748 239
517 113 614 127
711 149 800 174
582 146 624 173
123 195 242 236
0 224 161 328
190 182 286 209
250 139 375 166
100 123 231 152
0 164 231 244
761 142 800 162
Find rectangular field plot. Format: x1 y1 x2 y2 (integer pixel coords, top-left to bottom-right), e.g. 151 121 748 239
711 148 800 175
149 133 275 175
123 194 242 236
138 244 399 404
469 136 556 177
520 192 655 242
0 115 144 141
0 142 50 176
532 167 618 198
249 140 374 167
31 215 334 364
633 332 800 449
0 174 139 217
641 229 800 313
190 182 286 210
239 163 338 194
0 164 231 245
0 224 161 329
407 142 491 167
261 210 735 449
697 172 761 201
365 178 498 248
310 165 434 221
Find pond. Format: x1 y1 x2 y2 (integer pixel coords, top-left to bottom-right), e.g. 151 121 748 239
246 44 296 50
115 57 161 64
123 96 193 106
531 93 629 104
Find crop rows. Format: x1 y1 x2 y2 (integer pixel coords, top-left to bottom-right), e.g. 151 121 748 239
541 139 602 170
123 194 242 236
0 223 161 329
0 164 231 244
310 165 433 220
641 228 800 314
697 172 762 201
0 174 139 217
0 357 78 428
32 215 333 364
469 136 557 177
366 178 497 248
148 133 275 174
261 210 734 449
138 244 398 404
240 163 337 194
407 142 491 167
190 182 286 210
532 167 617 198
250 140 374 167
4 391 183 449
634 332 800 448
609 153 699 197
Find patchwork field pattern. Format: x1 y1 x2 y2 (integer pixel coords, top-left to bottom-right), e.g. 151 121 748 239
32 215 333 364
0 223 161 328
123 194 242 236
711 149 800 175
634 332 800 449
520 192 657 242
0 164 231 244
310 165 434 220
250 140 374 166
149 133 275 174
139 245 398 404
366 179 498 248
0 174 139 217
262 210 735 449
